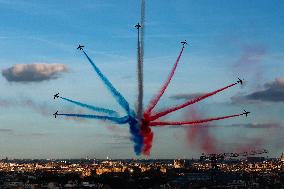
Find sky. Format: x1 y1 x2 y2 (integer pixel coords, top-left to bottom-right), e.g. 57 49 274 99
0 0 283 159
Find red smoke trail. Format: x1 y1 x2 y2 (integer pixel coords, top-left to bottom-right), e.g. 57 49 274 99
200 129 219 153
148 82 238 121
234 138 263 153
140 45 185 156
185 108 219 154
149 113 243 127
186 109 203 145
140 121 154 155
144 46 185 117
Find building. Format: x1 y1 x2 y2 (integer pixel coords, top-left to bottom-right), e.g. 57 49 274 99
281 153 284 162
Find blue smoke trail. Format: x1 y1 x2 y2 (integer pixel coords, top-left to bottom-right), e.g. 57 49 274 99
58 113 130 124
80 50 143 155
82 50 131 115
59 110 143 154
60 96 118 116
127 116 144 155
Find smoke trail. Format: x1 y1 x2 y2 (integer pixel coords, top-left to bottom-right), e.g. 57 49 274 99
136 0 145 122
82 50 132 115
136 23 143 121
199 127 219 154
149 113 243 126
140 43 185 154
81 50 143 155
138 0 153 156
0 97 89 122
0 97 50 116
140 122 154 155
234 138 263 153
60 96 118 116
60 113 143 155
234 44 266 90
185 108 219 154
149 82 238 121
57 113 130 124
128 118 144 155
140 0 145 65
144 46 185 117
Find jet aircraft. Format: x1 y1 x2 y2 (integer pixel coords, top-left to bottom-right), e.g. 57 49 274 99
242 109 250 117
53 111 59 118
54 93 59 99
135 23 141 29
181 40 188 46
77 45 84 50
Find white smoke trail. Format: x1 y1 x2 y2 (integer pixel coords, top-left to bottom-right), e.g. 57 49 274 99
136 0 145 122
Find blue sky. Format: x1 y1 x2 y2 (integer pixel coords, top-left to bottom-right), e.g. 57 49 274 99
0 0 283 159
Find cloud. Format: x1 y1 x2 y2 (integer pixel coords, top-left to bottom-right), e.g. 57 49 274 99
232 77 284 103
0 128 13 133
0 129 50 137
15 132 50 137
0 97 88 122
2 63 68 82
30 132 49 137
0 97 50 116
169 93 206 100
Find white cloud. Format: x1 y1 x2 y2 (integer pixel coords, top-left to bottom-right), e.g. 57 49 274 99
2 63 68 82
